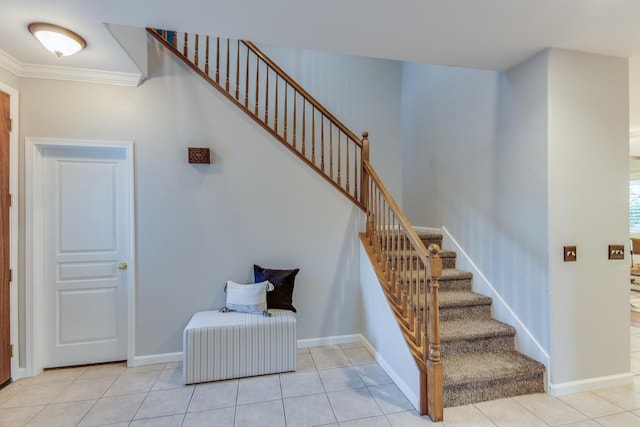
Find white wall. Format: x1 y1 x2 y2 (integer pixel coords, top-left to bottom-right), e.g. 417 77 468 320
547 49 630 388
12 40 367 359
630 56 640 135
400 57 550 356
258 45 404 204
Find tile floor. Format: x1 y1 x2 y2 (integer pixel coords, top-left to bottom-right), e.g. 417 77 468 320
2 336 640 426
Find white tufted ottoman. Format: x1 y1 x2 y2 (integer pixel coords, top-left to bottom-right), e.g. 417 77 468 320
183 309 297 384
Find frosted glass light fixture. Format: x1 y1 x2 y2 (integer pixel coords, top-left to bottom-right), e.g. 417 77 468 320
28 23 86 57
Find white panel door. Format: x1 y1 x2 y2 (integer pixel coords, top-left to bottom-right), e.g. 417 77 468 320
42 146 130 368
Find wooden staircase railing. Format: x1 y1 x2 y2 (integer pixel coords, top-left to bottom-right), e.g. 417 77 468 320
147 28 443 421
360 140 443 421
147 28 364 209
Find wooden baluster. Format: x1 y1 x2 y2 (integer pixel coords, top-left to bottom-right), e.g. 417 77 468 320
427 243 444 422
408 246 414 332
346 135 350 194
205 36 210 76
274 75 278 132
301 101 306 156
235 40 240 100
171 31 177 48
361 132 369 207
401 234 407 313
292 93 297 149
354 144 359 199
337 132 342 186
329 124 334 179
265 68 269 124
216 37 220 84
244 47 249 108
226 39 230 91
311 107 316 164
320 118 325 172
254 58 259 116
283 82 288 141
194 34 199 67
183 33 188 56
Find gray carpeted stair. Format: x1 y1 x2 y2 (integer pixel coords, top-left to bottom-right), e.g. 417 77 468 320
416 231 545 407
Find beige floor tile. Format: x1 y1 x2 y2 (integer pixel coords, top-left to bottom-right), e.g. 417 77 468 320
296 353 317 372
130 414 184 426
513 393 588 425
121 363 166 376
31 366 86 384
52 375 117 403
78 362 127 380
182 406 235 427
388 410 443 426
326 387 383 422
1 381 71 408
236 375 281 405
283 393 336 427
594 411 640 426
475 397 547 426
25 399 95 427
152 367 192 392
442 404 494 426
559 391 626 418
309 344 343 354
552 421 600 427
78 392 146 426
311 349 352 370
103 371 160 397
297 346 310 354
0 406 43 427
162 362 182 371
340 415 391 426
187 380 238 412
354 364 393 386
340 341 365 350
318 367 365 392
280 371 324 398
134 387 194 419
594 385 640 411
369 383 415 414
234 400 286 427
345 348 376 365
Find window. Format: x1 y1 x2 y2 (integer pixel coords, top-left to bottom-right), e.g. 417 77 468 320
631 179 640 233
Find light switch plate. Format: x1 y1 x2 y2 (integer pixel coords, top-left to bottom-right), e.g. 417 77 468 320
608 244 625 260
564 246 577 262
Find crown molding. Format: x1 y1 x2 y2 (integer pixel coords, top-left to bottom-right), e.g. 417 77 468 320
0 49 143 87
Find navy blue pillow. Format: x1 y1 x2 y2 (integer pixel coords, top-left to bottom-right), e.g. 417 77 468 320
254 265 299 312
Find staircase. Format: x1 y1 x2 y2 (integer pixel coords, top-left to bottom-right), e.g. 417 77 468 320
147 28 546 421
417 232 544 407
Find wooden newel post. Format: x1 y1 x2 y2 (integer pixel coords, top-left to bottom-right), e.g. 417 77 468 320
426 243 444 422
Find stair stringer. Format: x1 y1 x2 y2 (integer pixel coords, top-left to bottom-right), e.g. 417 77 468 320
435 226 551 388
358 240 421 410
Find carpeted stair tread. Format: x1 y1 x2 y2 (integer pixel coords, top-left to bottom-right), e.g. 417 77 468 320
440 318 515 342
439 291 492 309
443 351 545 387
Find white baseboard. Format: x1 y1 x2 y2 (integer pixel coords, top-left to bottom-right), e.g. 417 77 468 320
360 336 419 410
128 352 183 367
297 334 362 348
10 367 27 381
549 372 633 396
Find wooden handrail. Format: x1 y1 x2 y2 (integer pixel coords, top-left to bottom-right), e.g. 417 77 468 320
147 28 442 421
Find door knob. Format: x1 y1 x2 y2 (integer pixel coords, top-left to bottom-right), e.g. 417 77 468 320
118 262 128 270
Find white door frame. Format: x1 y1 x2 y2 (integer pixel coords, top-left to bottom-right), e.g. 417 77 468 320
0 82 20 380
25 137 135 377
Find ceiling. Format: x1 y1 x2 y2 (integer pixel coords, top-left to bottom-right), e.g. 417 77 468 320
2 0 640 81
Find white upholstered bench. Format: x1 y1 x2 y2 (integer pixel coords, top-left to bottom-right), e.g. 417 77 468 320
183 309 297 384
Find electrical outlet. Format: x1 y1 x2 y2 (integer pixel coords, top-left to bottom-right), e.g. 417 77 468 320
608 244 625 260
564 246 577 262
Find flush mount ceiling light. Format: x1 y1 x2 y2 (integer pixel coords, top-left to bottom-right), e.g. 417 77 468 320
28 22 87 57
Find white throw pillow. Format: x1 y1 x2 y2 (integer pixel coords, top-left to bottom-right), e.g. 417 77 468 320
223 280 274 316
